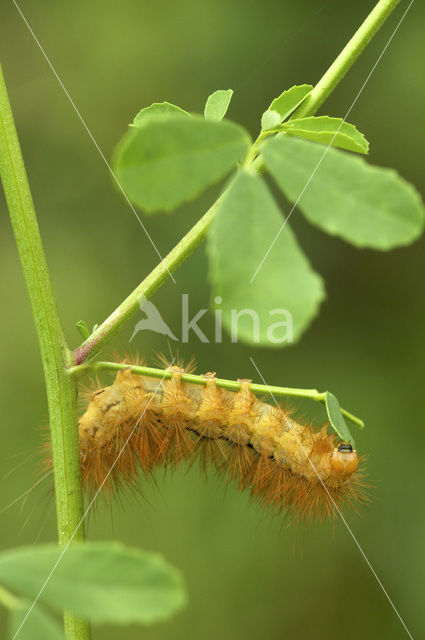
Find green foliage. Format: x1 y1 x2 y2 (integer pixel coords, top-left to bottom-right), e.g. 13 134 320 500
280 116 369 154
0 542 186 625
114 114 250 212
204 89 233 121
10 601 65 640
325 393 355 444
261 84 312 130
261 135 425 249
75 320 90 341
112 89 425 347
207 169 325 345
131 101 189 127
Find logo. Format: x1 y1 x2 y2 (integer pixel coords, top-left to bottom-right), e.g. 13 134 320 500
131 295 293 344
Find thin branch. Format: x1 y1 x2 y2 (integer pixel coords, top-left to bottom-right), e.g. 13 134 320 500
75 199 220 364
292 0 402 118
69 360 365 429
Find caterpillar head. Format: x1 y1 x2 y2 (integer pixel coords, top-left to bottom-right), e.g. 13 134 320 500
330 443 359 476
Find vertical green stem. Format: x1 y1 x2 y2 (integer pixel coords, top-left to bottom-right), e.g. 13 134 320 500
0 64 90 640
292 0 402 118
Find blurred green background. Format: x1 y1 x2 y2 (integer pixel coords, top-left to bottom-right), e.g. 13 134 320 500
1 1 424 638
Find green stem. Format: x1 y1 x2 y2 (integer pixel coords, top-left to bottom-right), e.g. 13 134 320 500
69 361 364 429
292 0 401 118
75 197 220 364
0 65 90 640
75 0 401 364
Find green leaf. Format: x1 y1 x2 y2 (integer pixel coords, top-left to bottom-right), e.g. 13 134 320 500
325 392 355 444
261 84 312 130
280 116 369 154
261 110 281 131
261 135 425 250
131 102 189 127
207 169 325 346
10 601 64 640
204 89 233 121
0 542 187 625
114 114 251 212
75 320 90 340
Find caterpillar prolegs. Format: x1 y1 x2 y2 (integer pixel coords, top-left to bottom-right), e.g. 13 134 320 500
74 362 366 522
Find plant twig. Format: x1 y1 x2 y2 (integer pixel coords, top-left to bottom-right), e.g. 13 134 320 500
69 360 365 429
75 198 220 364
292 0 402 118
0 64 90 640
75 0 402 364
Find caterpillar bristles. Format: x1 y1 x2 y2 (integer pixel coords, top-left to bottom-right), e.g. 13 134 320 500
78 375 103 409
44 356 367 522
189 374 231 475
157 367 197 467
154 349 197 375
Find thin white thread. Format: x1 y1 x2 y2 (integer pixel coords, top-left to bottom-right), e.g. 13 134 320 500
249 356 414 640
250 0 415 283
0 471 52 515
12 364 174 639
11 0 176 283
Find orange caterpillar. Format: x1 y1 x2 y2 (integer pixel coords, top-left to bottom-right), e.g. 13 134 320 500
74 360 366 522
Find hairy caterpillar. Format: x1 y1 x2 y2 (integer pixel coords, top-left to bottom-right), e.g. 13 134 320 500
66 358 366 522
